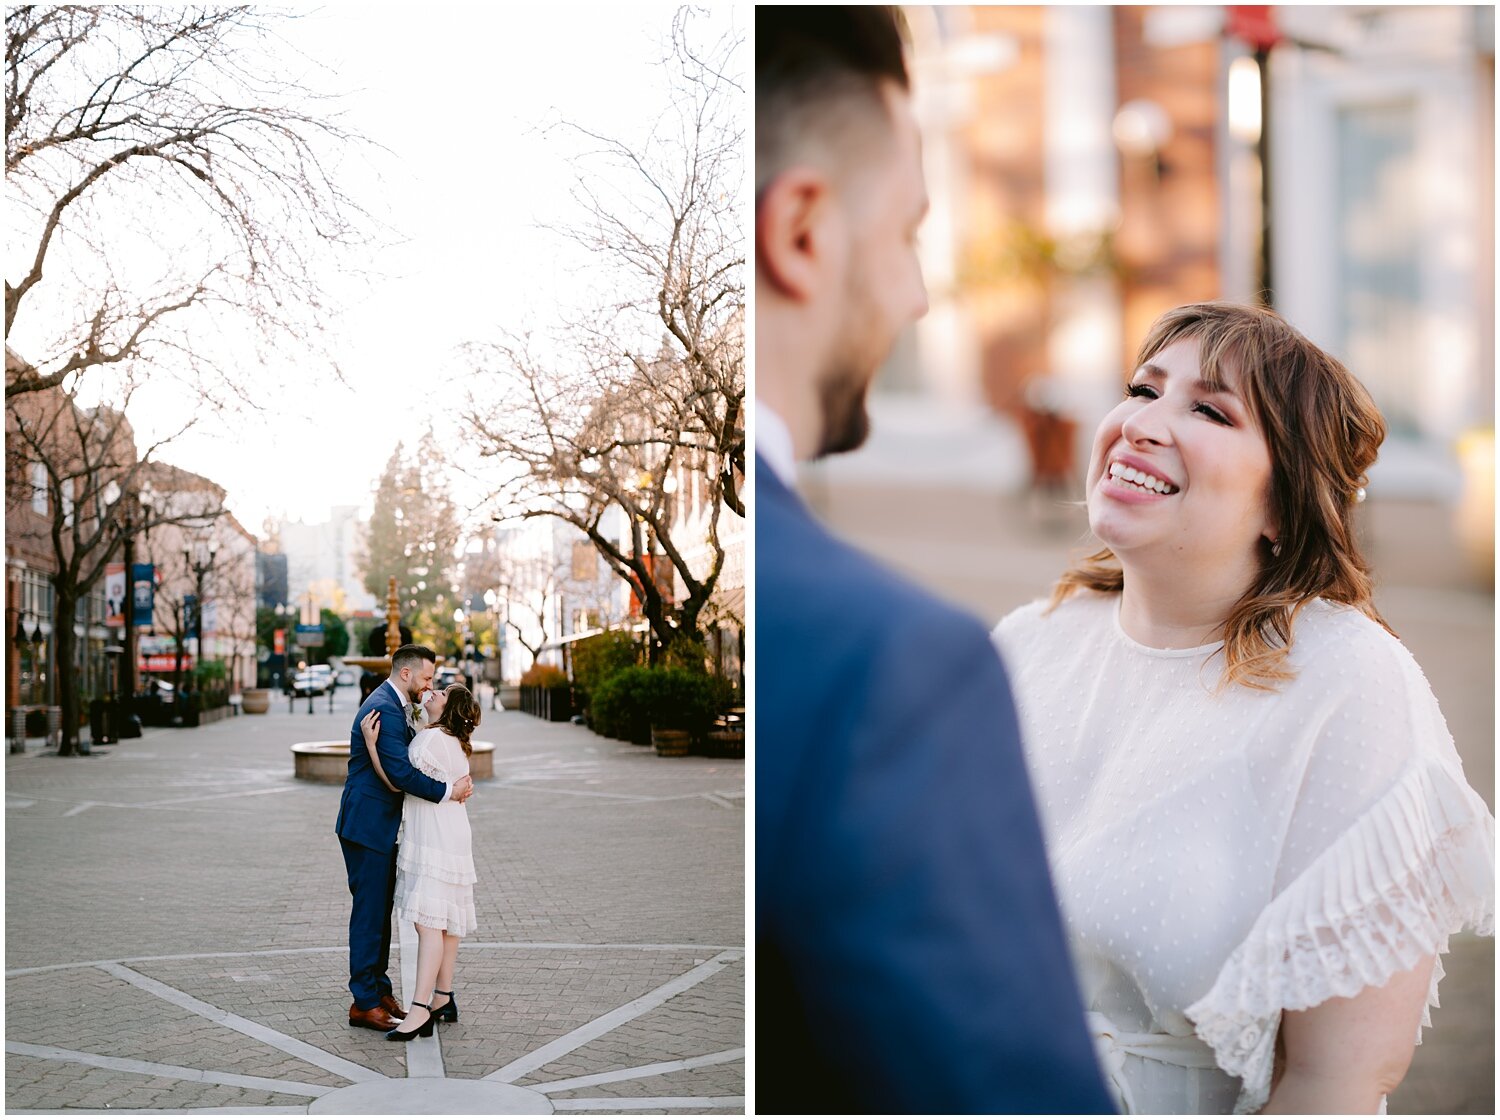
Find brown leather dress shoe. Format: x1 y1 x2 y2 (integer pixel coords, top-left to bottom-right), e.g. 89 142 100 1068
348 1002 400 1031
378 993 407 1020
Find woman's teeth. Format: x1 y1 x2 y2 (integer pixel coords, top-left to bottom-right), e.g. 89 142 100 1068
1108 461 1178 495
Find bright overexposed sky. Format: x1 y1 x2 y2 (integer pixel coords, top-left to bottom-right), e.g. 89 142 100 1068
105 2 742 536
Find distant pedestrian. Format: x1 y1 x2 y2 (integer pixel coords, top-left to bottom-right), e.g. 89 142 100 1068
335 644 473 1032
993 301 1496 1112
359 682 480 1040
754 7 1112 1113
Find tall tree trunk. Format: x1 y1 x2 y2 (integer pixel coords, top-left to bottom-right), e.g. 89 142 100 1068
54 588 79 755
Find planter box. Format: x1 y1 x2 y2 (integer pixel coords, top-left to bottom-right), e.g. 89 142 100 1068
699 729 745 759
651 727 692 756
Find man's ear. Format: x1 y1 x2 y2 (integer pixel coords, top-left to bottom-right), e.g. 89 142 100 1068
757 168 839 302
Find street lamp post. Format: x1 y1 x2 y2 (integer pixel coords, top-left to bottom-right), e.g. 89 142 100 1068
186 538 219 698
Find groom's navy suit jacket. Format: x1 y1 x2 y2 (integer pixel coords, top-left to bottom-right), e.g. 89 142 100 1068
335 680 446 852
756 456 1113 1114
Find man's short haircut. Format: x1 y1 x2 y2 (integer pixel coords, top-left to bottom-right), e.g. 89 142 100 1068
391 644 437 677
756 6 911 194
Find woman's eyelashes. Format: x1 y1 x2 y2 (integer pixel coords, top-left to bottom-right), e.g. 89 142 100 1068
1124 382 1233 426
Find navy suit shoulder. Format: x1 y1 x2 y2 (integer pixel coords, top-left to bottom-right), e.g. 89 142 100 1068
335 685 445 852
755 458 1113 1114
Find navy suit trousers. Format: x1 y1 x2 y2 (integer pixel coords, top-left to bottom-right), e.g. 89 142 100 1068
341 837 398 1009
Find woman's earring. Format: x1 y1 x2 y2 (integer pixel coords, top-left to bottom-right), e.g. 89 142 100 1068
1270 538 1282 558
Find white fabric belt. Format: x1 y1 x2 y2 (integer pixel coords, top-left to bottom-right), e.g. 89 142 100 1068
1086 1010 1221 1114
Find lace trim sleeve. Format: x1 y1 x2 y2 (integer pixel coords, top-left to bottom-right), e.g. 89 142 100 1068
1185 759 1495 1114
407 730 449 783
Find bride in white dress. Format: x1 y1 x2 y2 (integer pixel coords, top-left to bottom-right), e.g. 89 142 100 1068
361 682 480 1040
992 302 1494 1114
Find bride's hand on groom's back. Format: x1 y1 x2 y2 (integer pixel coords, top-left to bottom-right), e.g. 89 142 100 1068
360 710 381 747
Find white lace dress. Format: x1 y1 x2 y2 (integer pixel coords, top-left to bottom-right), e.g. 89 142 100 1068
992 593 1494 1114
395 728 478 936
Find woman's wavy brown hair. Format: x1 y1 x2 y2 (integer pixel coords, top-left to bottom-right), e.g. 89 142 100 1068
435 684 481 757
1050 301 1393 690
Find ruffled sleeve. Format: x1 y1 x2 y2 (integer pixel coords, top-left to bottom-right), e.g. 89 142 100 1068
1186 755 1494 1113
407 729 450 783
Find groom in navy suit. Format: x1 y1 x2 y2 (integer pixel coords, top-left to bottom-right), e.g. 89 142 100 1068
335 643 473 1030
756 9 1112 1112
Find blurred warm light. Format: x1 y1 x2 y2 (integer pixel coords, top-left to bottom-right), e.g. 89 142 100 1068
1228 56 1262 143
1112 99 1172 158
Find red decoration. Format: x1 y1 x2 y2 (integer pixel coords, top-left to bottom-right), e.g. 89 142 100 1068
1227 6 1281 51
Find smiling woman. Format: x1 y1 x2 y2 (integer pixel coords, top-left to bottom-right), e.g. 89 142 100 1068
992 301 1495 1115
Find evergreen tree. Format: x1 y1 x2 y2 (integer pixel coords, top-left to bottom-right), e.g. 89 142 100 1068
356 438 462 621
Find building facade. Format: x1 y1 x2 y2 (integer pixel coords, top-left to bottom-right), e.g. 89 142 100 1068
277 505 376 616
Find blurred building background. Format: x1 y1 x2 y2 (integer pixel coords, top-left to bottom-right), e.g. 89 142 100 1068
276 506 377 616
794 6 1493 1115
811 5 1493 505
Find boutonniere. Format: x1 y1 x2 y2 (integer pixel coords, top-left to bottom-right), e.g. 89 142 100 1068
406 704 421 733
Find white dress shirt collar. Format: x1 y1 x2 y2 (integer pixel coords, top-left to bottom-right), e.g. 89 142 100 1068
756 401 797 488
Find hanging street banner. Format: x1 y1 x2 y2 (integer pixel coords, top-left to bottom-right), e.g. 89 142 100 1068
184 594 199 640
131 564 155 627
105 563 126 627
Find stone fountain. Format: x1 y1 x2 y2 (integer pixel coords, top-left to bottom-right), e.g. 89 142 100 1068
291 577 493 782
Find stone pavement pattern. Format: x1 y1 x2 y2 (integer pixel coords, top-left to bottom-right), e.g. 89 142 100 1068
808 480 1495 1116
6 694 744 1113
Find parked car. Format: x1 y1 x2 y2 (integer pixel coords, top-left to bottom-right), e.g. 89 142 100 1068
291 666 334 696
434 666 463 690
334 667 355 687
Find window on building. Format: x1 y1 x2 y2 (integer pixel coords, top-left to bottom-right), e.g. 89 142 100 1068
60 478 75 527
30 463 47 514
1336 99 1420 436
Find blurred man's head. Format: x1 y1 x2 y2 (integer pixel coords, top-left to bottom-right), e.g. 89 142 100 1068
756 6 929 460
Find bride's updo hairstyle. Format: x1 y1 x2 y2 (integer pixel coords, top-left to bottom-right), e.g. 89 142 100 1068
1051 301 1393 691
435 684 481 756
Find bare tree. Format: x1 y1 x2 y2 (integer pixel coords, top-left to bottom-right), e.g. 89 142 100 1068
5 358 220 753
6 6 376 403
212 539 258 691
555 8 745 517
489 540 562 671
464 10 744 665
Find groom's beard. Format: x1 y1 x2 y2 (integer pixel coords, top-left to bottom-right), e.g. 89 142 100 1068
815 270 889 458
816 298 882 458
816 363 872 458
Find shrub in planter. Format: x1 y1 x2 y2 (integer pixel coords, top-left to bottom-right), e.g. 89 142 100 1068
572 631 641 718
590 666 654 743
520 664 568 687
644 668 717 736
519 663 571 720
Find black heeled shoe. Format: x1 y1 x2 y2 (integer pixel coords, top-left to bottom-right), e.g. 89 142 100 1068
432 989 458 1023
385 1000 435 1041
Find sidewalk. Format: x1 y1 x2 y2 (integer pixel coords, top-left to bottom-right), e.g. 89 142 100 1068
807 481 1494 1116
5 692 744 1113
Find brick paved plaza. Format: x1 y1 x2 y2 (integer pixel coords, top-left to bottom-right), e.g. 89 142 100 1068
5 693 744 1114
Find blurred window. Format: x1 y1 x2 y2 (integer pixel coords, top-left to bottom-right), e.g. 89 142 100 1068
1336 99 1420 436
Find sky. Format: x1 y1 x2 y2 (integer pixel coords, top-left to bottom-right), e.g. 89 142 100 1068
100 2 743 536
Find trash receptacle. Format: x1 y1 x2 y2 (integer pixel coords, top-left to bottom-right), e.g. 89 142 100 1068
90 699 118 745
